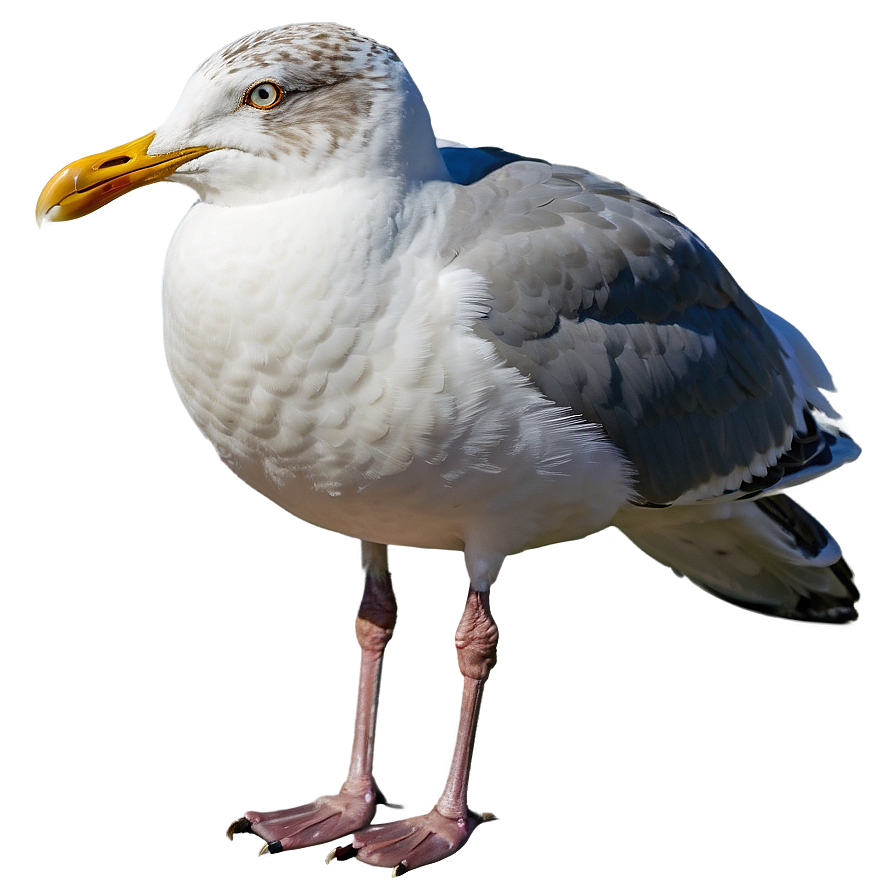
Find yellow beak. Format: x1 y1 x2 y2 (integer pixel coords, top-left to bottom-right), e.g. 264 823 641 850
36 132 213 224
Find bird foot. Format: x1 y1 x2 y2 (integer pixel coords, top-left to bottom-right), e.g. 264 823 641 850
227 781 388 853
327 806 495 875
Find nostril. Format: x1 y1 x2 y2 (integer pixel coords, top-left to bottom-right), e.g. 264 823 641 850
97 156 131 169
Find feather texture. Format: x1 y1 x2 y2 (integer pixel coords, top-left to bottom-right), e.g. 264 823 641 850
437 157 855 505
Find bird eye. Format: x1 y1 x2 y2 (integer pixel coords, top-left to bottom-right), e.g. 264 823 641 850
244 81 283 110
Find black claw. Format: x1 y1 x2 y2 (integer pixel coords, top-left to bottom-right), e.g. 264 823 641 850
226 817 253 839
473 810 498 823
374 783 403 810
393 862 409 877
330 844 359 862
267 840 284 854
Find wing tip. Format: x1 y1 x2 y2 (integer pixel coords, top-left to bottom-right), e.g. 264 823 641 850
699 572 862 626
709 496 860 623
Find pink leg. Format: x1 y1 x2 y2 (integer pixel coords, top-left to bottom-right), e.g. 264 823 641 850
329 586 498 875
227 542 397 853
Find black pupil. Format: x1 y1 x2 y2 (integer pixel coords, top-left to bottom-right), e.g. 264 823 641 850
257 86 271 101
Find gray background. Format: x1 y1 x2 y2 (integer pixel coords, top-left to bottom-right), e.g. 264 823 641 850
5 2 891 893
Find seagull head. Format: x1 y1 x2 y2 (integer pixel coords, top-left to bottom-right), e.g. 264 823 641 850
37 22 448 222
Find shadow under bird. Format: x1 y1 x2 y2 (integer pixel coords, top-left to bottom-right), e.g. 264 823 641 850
37 22 860 876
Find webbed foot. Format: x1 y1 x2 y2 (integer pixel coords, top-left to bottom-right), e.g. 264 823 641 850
228 780 389 853
328 806 494 875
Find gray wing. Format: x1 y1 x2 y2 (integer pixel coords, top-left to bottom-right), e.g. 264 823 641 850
444 159 839 506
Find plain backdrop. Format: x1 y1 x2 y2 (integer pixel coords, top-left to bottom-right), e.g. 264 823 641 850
3 2 893 893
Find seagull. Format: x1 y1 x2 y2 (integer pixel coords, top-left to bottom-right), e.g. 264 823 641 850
36 22 860 876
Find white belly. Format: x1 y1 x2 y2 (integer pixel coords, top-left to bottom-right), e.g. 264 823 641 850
161 188 632 561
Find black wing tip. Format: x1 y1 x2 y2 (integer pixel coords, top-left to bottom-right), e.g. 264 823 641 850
712 590 859 624
690 494 861 623
697 550 859 625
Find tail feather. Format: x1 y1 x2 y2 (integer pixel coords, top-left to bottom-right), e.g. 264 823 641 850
618 494 859 623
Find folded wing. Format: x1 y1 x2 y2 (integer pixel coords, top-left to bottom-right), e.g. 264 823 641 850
444 156 858 506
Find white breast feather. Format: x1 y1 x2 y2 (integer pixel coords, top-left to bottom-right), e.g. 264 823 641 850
162 179 633 558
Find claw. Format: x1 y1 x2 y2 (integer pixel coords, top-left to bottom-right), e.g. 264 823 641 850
325 843 359 864
467 810 498 824
258 843 269 856
392 863 409 877
374 784 403 810
227 816 253 839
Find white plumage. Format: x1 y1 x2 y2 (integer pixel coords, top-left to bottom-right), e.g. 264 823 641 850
162 178 631 568
36 21 860 875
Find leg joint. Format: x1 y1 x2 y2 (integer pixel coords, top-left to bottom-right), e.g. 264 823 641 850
356 571 397 653
455 588 498 681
